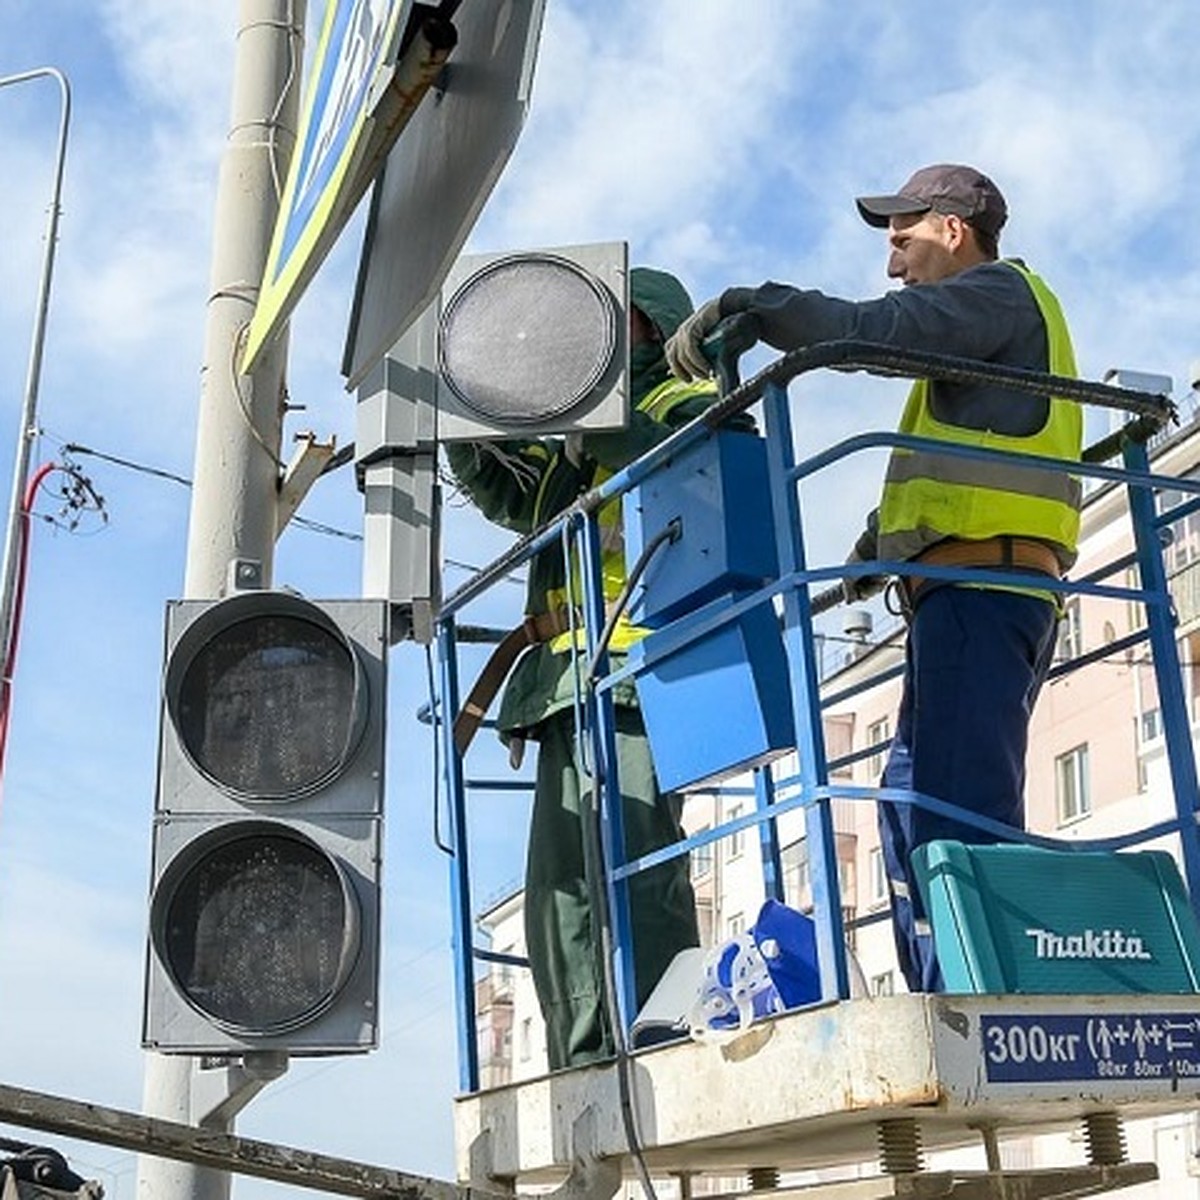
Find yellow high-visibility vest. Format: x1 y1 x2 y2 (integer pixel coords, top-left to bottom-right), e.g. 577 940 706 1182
878 260 1082 567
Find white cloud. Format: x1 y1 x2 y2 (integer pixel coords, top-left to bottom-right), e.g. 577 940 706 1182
98 0 236 131
476 0 820 277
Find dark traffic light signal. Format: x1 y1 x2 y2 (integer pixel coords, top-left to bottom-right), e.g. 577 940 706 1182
143 590 387 1055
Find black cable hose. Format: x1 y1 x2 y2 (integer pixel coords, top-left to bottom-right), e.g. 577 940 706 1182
587 517 681 682
580 759 660 1200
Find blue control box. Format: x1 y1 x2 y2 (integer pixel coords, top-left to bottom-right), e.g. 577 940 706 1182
630 591 795 792
624 430 779 628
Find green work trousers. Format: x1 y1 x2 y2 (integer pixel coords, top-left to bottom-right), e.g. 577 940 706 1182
524 706 699 1070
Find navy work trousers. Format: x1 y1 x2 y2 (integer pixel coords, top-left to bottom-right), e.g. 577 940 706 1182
879 586 1059 992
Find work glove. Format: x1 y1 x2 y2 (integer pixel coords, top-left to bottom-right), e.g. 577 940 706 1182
842 510 887 604
664 296 724 381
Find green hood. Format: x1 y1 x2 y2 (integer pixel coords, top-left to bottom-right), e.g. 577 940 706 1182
629 266 694 395
630 266 695 341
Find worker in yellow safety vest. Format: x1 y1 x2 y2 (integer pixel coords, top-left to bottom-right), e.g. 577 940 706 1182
666 164 1082 994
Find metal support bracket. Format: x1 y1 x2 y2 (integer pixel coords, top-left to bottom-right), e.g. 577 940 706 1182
277 431 337 536
193 1052 290 1131
709 1161 1158 1198
466 1108 621 1200
541 1108 621 1200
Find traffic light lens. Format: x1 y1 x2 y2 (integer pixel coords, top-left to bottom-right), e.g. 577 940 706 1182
175 613 361 799
159 829 359 1033
439 253 619 424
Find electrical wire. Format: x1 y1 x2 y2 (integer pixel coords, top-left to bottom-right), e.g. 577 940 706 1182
264 1 302 202
63 443 191 488
587 517 680 682
229 327 287 471
425 641 454 857
580 750 659 1200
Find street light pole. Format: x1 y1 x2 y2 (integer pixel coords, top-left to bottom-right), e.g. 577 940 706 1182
137 4 305 1199
0 67 70 777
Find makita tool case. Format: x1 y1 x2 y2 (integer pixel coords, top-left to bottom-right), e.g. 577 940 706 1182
912 841 1200 994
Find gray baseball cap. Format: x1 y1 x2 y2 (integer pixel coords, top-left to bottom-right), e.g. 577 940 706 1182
856 164 1008 237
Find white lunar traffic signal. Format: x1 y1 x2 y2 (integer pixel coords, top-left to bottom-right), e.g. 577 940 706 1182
142 591 387 1055
434 241 630 440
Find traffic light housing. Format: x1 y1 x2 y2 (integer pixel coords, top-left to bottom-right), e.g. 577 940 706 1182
434 241 629 440
142 591 388 1055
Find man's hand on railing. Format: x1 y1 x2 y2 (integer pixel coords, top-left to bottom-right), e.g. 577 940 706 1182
841 509 887 603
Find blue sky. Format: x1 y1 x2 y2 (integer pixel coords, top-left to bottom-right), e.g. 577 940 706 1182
1 1 1199 1196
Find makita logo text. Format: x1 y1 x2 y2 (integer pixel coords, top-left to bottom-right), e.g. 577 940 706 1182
1024 928 1153 961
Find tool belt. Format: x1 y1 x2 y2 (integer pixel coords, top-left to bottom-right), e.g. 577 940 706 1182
902 535 1063 609
452 608 583 756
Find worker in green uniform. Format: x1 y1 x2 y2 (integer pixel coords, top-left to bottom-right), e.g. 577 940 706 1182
446 267 724 1069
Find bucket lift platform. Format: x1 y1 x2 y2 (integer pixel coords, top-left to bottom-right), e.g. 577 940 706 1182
437 345 1194 1200
455 992 1200 1195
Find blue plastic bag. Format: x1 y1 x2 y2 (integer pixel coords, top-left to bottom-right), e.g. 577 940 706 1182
753 898 821 1008
689 899 821 1040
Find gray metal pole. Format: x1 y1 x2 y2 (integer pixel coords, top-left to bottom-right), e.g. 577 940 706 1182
183 0 305 599
0 67 70 753
138 4 305 1200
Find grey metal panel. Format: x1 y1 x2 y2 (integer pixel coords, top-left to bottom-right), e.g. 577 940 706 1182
342 0 547 390
355 303 440 456
360 452 440 637
454 993 1200 1183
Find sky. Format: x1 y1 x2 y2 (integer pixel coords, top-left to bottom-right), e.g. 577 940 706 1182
1 1 1200 1197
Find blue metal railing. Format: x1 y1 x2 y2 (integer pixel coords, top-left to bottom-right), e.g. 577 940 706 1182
432 339 1188 1093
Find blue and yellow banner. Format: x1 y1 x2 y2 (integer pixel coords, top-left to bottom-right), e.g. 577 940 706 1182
241 0 409 373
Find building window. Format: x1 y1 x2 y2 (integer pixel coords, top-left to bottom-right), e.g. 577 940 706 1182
825 713 855 779
871 970 895 997
691 827 714 880
1057 597 1082 662
726 911 745 938
519 1016 532 1062
1126 567 1146 634
865 716 891 781
781 838 859 912
1135 659 1163 748
1160 482 1200 573
868 845 888 907
1055 744 1091 824
1139 707 1163 744
1187 630 1200 719
725 804 745 861
781 839 809 909
495 946 515 995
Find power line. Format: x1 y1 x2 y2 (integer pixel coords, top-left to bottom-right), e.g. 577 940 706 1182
60 443 190 489
53 439 533 582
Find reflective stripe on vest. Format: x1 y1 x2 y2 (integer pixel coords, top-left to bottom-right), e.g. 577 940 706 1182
878 260 1082 566
545 377 718 653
